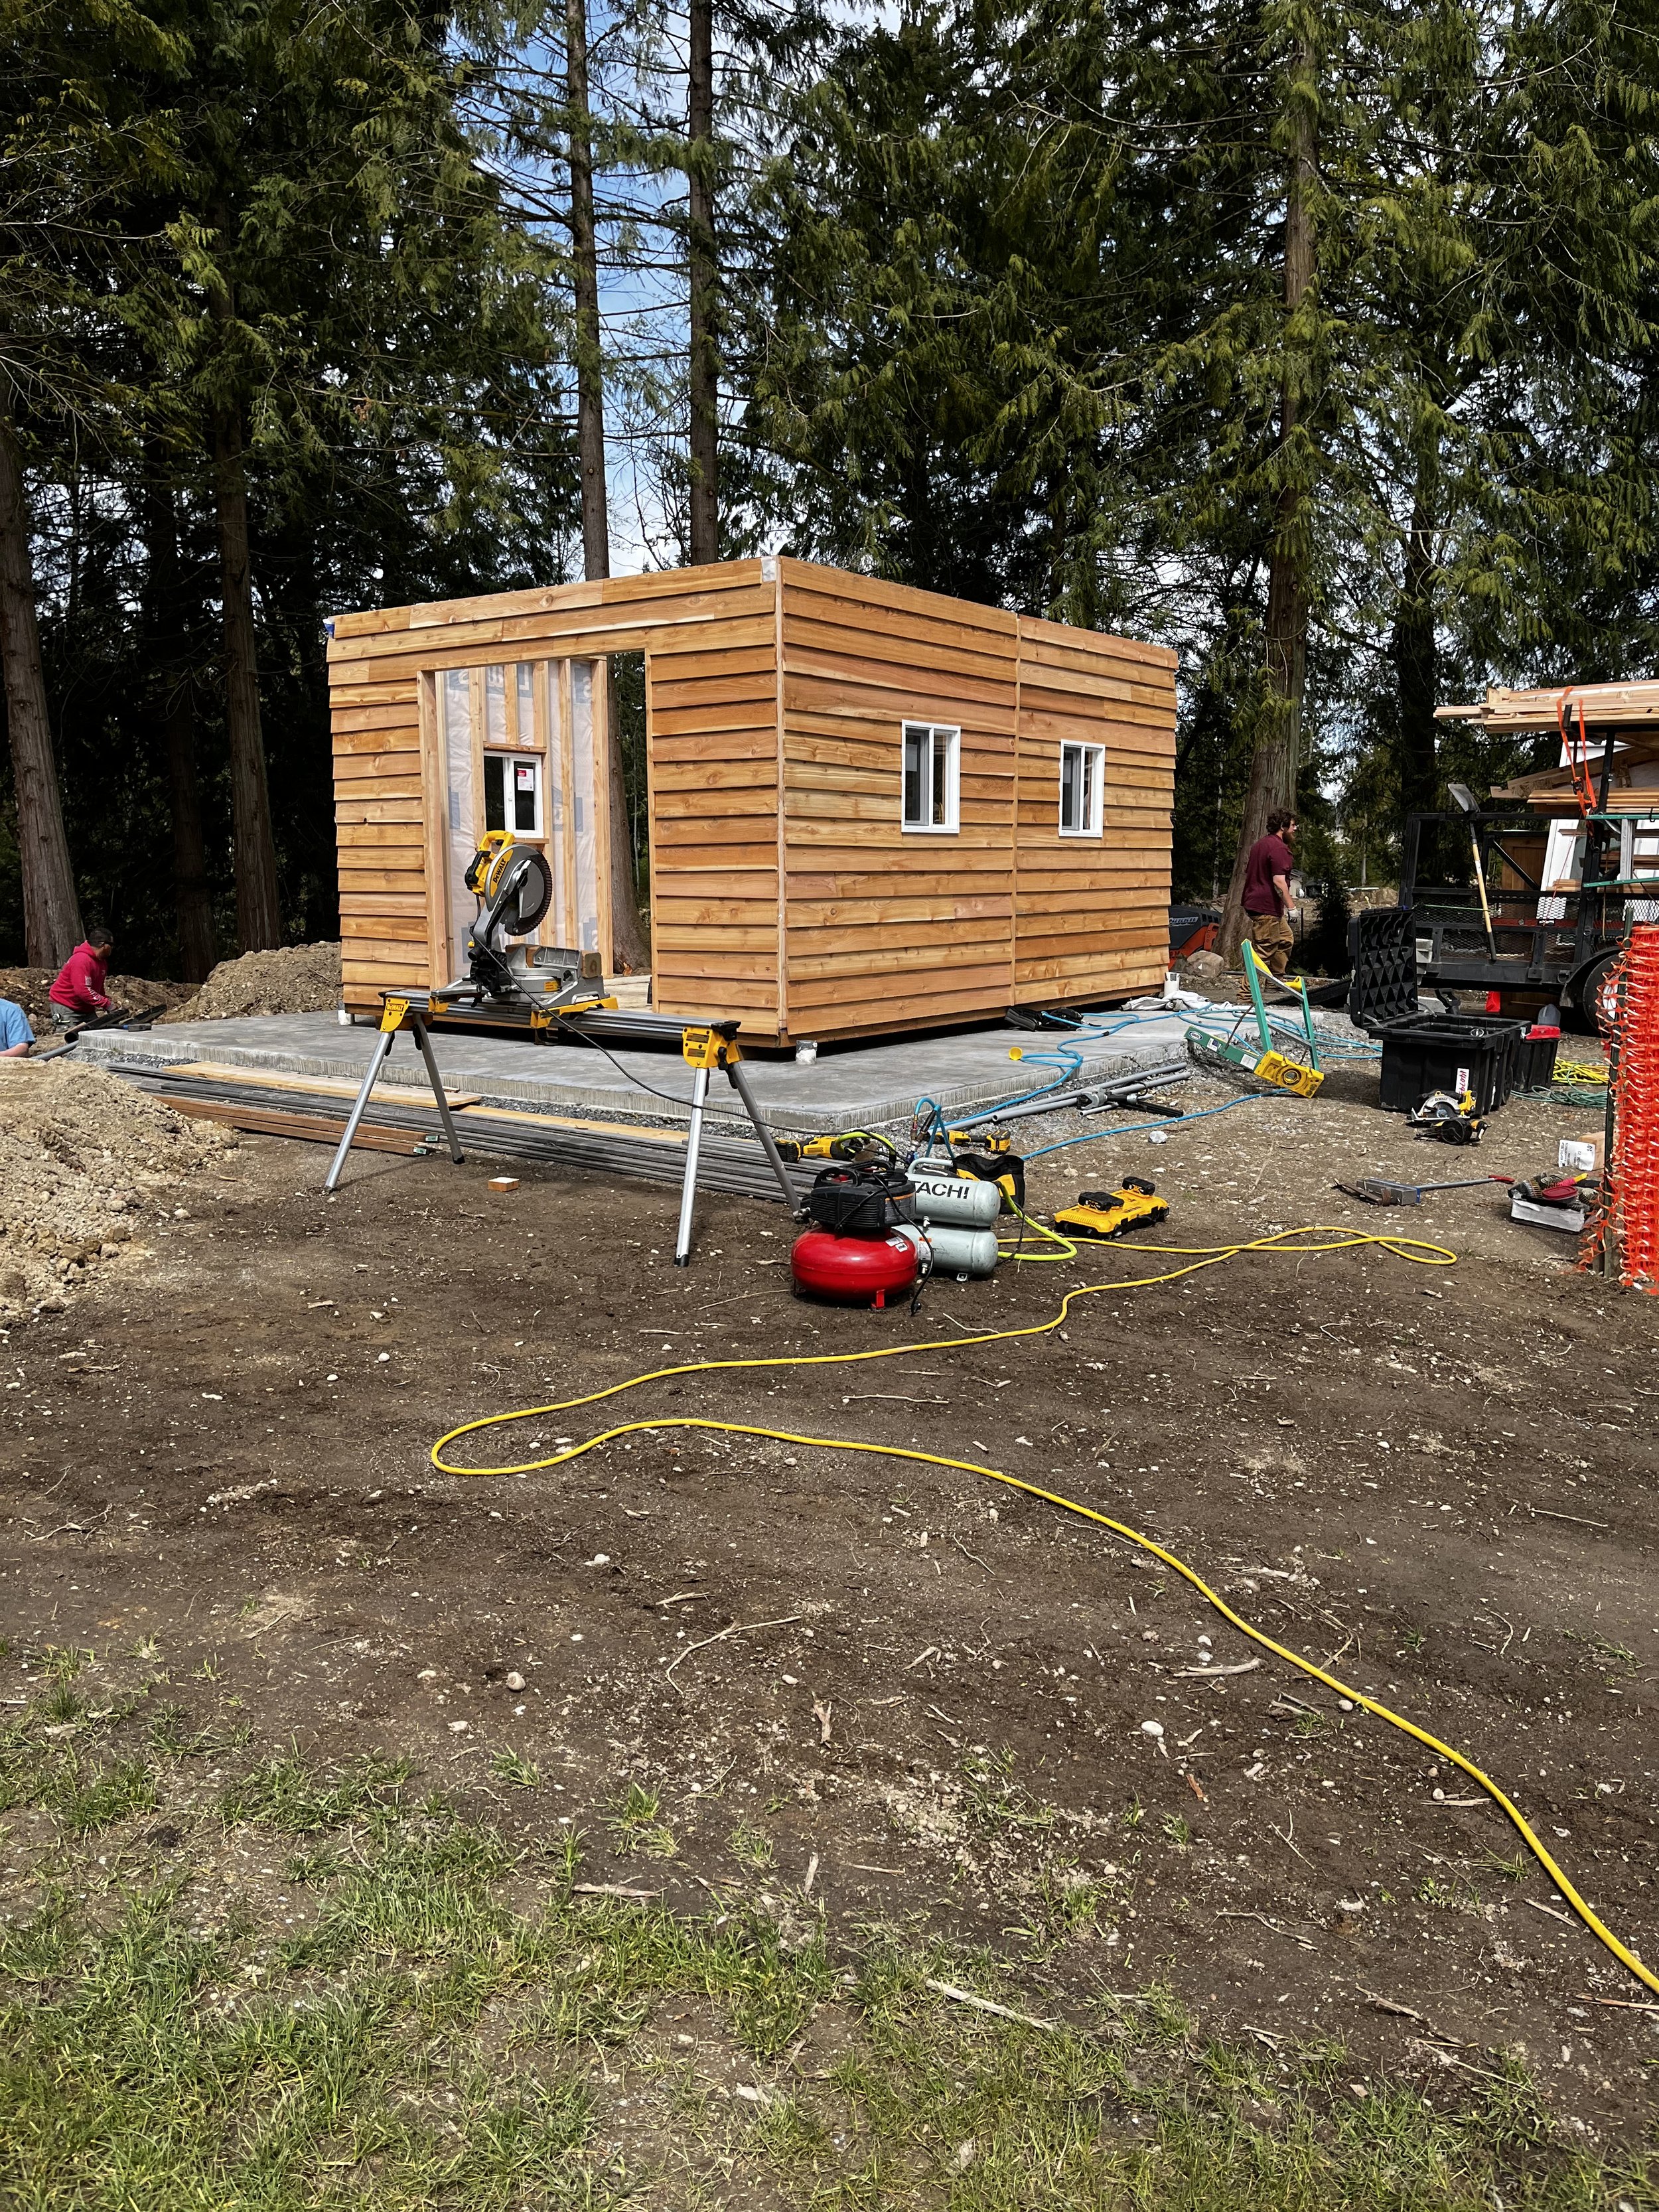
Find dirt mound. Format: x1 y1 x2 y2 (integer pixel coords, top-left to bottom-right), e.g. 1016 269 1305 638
0 968 194 1028
0 1059 228 1323
163 942 341 1023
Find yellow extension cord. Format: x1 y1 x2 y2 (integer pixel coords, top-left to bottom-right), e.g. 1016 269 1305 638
433 1226 1656 2000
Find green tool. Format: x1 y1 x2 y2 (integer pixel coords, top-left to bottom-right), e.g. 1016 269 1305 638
1185 946 1325 1096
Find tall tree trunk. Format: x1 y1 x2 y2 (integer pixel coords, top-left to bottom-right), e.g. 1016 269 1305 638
686 0 718 564
142 465 217 983
212 403 282 950
1219 31 1318 964
1390 447 1439 845
566 0 610 585
565 0 648 972
0 405 82 966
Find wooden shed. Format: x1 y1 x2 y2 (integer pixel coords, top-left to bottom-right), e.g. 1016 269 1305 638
326 557 1177 1045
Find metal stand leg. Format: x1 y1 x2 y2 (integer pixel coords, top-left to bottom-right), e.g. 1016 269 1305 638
725 1060 800 1209
325 1029 396 1193
411 1013 465 1164
674 1064 711 1266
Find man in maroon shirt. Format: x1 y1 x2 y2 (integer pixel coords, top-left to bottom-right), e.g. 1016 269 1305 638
47 925 117 1029
1241 812 1298 976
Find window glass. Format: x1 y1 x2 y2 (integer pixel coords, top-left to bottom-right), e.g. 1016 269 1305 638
901 722 959 832
513 756 540 833
1059 741 1104 835
483 753 506 834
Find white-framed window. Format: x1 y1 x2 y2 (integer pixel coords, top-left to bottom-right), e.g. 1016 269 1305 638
1058 740 1104 837
484 751 543 837
902 721 960 832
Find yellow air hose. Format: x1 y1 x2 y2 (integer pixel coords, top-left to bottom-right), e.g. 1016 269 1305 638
432 1226 1656 2000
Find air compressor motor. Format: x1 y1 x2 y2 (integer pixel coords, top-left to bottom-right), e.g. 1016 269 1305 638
792 1159 926 1309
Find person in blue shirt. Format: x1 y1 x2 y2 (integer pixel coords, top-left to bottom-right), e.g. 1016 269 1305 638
0 997 36 1057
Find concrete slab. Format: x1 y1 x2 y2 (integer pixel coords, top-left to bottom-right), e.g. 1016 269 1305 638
73 1003 1367 1134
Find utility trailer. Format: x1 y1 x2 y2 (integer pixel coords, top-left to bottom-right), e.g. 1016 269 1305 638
1362 683 1659 1031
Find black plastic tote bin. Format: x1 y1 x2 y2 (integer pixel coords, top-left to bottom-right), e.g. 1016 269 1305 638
1377 1013 1525 1115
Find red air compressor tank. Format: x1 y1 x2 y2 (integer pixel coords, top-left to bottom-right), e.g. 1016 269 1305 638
790 1226 922 1309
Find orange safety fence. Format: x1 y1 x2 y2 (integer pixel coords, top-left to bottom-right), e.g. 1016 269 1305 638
1583 924 1659 1292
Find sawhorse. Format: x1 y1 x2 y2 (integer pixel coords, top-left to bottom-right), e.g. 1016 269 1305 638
323 1003 799 1268
324 996 465 1193
674 1021 798 1264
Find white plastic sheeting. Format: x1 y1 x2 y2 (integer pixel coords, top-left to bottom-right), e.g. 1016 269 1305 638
441 669 476 980
571 660 601 954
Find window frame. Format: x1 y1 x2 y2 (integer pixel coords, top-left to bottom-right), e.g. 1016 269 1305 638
1058 739 1105 839
901 720 962 835
484 749 545 839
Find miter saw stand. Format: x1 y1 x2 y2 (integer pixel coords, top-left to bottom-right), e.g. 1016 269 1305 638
322 832 798 1263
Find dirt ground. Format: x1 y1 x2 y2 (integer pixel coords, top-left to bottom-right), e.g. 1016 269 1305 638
3 1052 1656 2152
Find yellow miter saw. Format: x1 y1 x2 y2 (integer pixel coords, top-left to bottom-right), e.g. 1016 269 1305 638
435 831 607 1011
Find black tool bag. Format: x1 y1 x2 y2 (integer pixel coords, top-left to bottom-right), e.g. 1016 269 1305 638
806 1161 916 1236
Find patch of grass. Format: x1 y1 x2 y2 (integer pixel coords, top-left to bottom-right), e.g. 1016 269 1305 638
0 1791 1646 2211
45 1753 156 1834
607 1780 676 1859
490 1748 541 1789
960 1747 1054 1834
219 1751 414 1833
38 1645 94 1682
728 1819 774 1872
1563 1628 1640 1678
1162 1812 1192 1848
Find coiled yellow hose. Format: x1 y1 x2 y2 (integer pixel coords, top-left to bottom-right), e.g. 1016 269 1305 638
433 1226 1656 1999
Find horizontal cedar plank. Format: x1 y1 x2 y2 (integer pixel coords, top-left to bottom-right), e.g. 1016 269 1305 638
334 585 774 661
342 915 427 946
786 943 1010 984
649 642 776 693
783 649 1016 707
333 725 420 757
654 924 778 954
655 788 779 822
779 857 1011 890
338 824 425 852
333 755 422 787
1017 650 1177 701
790 895 1013 928
780 818 1009 851
785 976 1009 1023
783 626 1016 700
652 761 778 795
341 868 427 894
781 564 1017 644
334 776 422 802
340 892 428 921
654 836 780 869
379 564 766 633
335 798 425 827
782 601 1017 681
649 701 777 741
652 733 778 767
328 611 777 680
654 906 780 932
1016 608 1176 668
332 701 421 736
327 676 419 708
1015 958 1165 988
342 955 431 983
786 916 1009 954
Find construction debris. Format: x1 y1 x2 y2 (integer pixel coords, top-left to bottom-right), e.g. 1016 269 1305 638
0 1059 228 1323
161 942 342 1023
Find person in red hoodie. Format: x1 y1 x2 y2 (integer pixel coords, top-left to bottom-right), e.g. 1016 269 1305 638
48 924 119 1030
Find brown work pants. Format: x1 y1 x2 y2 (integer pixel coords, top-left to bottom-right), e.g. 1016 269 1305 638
1247 912 1294 977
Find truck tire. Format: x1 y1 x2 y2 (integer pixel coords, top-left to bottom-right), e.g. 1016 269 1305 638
1567 950 1619 1035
